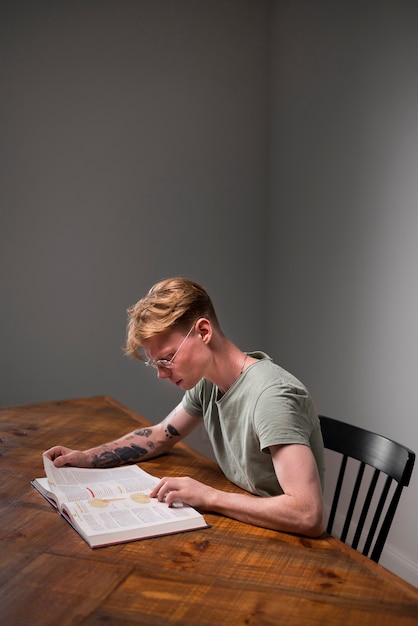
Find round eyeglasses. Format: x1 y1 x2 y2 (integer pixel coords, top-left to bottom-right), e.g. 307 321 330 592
144 323 195 369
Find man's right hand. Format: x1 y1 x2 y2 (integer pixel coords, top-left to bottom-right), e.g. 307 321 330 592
43 446 91 468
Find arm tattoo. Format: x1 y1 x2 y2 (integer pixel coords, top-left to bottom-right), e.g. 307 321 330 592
133 427 155 450
92 420 181 467
92 427 158 467
134 428 152 437
162 408 182 439
165 423 180 439
92 444 149 468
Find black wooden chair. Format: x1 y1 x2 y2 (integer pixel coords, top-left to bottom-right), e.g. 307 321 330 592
319 415 415 563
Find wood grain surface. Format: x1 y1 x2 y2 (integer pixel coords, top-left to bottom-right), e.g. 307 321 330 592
1 395 417 625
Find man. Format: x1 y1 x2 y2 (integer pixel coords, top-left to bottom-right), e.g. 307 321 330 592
45 277 325 537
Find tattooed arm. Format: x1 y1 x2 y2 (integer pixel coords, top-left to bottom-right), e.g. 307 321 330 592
44 403 200 468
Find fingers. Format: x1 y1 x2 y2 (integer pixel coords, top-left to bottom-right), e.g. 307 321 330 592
150 477 172 502
53 453 72 468
43 447 59 461
150 477 183 506
43 446 68 463
149 476 204 508
43 446 77 467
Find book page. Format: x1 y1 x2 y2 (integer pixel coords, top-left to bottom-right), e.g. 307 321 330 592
63 492 203 537
43 456 159 504
39 457 208 547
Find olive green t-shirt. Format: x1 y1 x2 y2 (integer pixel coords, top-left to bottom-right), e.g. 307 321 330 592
182 351 325 497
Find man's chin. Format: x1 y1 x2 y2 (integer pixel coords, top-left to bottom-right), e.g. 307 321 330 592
172 378 193 390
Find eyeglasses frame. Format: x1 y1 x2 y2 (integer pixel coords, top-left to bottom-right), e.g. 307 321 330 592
144 323 196 370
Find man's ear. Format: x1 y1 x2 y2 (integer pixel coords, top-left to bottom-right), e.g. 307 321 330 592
195 318 212 344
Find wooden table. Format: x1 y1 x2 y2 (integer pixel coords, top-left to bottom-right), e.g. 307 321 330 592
1 396 417 625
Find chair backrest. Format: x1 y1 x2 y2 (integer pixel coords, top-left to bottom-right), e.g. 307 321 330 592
319 415 415 563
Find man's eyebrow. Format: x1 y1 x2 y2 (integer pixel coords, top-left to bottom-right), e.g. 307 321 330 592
147 345 175 361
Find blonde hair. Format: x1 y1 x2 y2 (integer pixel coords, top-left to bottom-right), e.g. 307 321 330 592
125 277 220 358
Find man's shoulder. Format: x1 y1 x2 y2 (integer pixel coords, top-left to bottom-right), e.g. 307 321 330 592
246 352 305 389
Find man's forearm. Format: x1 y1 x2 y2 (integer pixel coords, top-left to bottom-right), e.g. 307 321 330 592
87 425 173 468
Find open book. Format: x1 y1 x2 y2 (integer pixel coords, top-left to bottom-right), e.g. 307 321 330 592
32 456 209 548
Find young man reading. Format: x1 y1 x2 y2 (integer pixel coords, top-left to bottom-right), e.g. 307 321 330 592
45 277 325 538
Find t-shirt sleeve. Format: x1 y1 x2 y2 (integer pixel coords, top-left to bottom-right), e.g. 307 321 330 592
181 383 205 418
253 383 316 452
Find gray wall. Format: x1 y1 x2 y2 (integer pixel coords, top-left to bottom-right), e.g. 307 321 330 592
1 0 269 454
2 1 417 585
269 1 418 585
